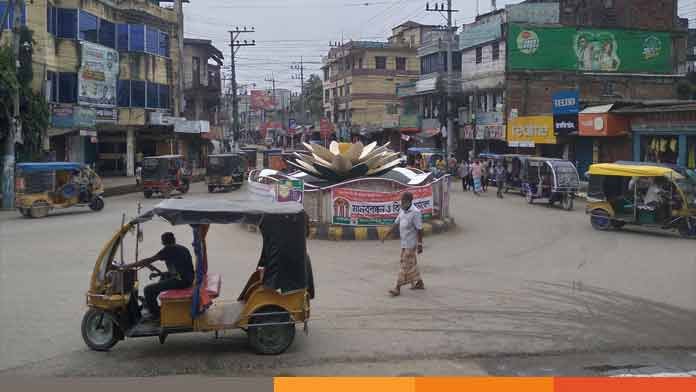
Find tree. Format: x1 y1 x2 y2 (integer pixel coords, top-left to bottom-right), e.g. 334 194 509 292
303 74 323 123
0 27 49 160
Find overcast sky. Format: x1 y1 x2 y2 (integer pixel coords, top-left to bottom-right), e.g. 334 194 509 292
183 0 696 94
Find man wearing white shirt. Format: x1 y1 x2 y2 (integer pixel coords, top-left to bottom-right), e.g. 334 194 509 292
382 192 424 297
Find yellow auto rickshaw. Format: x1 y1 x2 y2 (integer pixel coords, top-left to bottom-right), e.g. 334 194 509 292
82 199 314 354
15 162 105 218
586 163 696 237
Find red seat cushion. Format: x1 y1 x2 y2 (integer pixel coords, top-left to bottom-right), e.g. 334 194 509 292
159 274 222 301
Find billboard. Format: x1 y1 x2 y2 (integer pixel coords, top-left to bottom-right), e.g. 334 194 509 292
507 116 556 147
508 24 673 73
552 90 580 115
459 13 503 50
78 41 119 108
250 90 274 110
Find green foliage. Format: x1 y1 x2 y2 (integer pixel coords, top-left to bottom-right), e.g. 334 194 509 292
303 74 324 122
0 27 50 159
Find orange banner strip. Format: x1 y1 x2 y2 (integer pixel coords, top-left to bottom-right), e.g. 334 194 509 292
555 377 696 392
416 377 554 392
274 377 415 392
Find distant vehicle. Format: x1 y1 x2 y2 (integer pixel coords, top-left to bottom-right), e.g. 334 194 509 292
206 153 247 193
522 157 580 210
15 162 105 218
141 155 191 198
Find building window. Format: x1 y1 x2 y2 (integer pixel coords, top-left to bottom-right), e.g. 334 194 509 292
117 24 129 51
396 57 406 71
375 56 386 70
130 80 146 107
146 26 159 55
339 86 344 97
324 90 329 102
57 8 77 39
0 1 26 30
78 10 98 43
47 6 57 35
158 31 169 57
46 71 58 103
358 57 363 68
129 24 145 52
58 73 78 103
146 81 158 108
345 84 350 96
99 19 115 48
192 57 201 86
117 79 130 107
158 84 170 109
323 68 329 81
476 47 483 64
492 43 500 61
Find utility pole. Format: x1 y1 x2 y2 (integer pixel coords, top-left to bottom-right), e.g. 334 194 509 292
426 1 458 159
229 27 255 151
291 57 305 124
264 75 278 146
2 0 24 209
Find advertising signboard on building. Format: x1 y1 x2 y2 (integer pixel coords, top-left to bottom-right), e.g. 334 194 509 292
331 186 433 226
459 13 503 50
508 24 672 73
250 90 274 110
51 105 97 129
552 90 580 136
507 116 556 147
476 112 505 140
78 41 119 108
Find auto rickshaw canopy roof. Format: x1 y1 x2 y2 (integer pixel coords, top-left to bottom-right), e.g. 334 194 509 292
588 163 683 179
135 198 304 226
133 199 313 298
16 162 83 173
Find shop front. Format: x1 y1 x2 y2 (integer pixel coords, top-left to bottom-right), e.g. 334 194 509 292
619 105 696 169
507 115 558 156
475 111 507 155
48 105 98 164
576 105 631 177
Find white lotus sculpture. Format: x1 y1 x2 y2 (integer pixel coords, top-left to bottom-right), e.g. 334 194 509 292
286 141 402 182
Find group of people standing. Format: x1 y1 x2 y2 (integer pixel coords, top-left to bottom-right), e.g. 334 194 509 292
457 159 508 198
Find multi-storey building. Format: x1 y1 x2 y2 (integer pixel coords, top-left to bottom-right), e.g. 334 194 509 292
2 0 193 177
182 37 223 165
322 21 433 143
455 0 687 174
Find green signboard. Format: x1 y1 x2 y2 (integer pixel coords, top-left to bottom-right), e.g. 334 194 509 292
508 24 672 73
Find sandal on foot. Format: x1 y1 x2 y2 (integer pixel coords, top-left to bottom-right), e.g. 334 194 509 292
410 281 425 290
389 289 401 297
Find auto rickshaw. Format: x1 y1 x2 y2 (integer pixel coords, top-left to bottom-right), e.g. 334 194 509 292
15 162 105 218
500 154 531 194
240 147 258 172
586 163 696 237
81 199 314 354
522 158 580 210
141 155 191 198
206 153 247 193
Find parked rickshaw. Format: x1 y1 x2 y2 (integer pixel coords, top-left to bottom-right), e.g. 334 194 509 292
586 163 696 237
141 155 191 198
240 147 258 172
81 199 314 354
522 158 580 210
206 153 247 193
15 162 105 218
406 148 443 172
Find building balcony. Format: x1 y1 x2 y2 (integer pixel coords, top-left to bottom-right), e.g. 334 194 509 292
113 0 179 24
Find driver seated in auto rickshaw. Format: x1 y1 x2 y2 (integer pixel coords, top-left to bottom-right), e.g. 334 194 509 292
536 172 552 197
120 232 194 321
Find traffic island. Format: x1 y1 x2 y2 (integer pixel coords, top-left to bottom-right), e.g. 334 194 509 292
308 217 456 241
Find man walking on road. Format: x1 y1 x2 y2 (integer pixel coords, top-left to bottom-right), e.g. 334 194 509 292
472 160 483 195
495 162 507 198
458 160 469 192
382 192 425 297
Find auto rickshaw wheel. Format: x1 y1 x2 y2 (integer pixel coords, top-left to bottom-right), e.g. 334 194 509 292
678 222 694 238
144 190 153 199
590 210 612 231
89 196 105 211
247 305 296 355
181 182 190 194
562 195 574 211
81 308 120 351
19 208 31 218
208 185 215 193
30 201 50 218
526 191 534 204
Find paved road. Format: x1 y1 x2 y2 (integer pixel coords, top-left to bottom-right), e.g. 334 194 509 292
2 183 696 376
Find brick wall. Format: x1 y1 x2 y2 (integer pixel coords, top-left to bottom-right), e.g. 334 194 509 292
506 73 679 116
559 0 679 31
